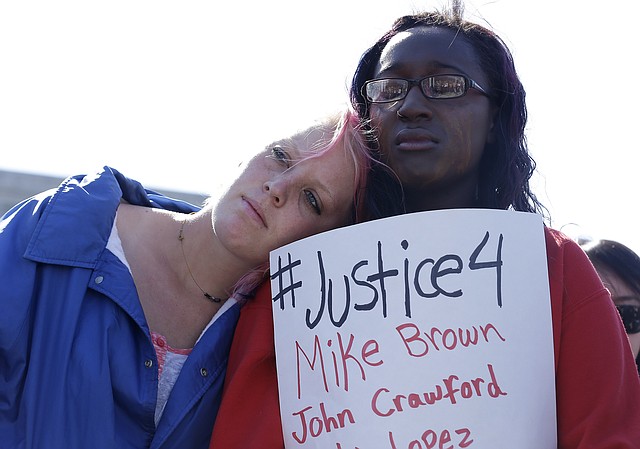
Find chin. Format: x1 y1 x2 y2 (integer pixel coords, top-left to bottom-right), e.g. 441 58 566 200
396 166 436 187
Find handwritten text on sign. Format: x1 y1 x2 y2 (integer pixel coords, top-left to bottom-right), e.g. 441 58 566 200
270 210 557 449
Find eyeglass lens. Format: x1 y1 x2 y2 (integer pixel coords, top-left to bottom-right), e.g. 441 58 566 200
366 75 470 103
425 76 467 98
617 305 640 334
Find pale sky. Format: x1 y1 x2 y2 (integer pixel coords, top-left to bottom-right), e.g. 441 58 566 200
1 0 638 251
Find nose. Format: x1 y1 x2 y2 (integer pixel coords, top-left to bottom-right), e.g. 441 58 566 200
396 84 434 121
263 177 287 207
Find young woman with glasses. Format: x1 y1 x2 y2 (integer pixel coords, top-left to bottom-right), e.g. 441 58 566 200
209 3 640 448
348 4 640 448
0 108 378 449
582 239 640 374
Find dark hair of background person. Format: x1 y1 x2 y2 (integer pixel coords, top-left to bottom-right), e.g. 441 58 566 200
350 4 547 218
583 239 640 373
584 239 640 299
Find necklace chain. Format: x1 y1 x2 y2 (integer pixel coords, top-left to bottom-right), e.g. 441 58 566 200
178 219 222 303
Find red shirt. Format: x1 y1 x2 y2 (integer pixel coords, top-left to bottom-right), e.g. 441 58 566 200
210 227 640 448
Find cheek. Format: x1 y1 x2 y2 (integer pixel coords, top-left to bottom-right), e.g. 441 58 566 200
446 121 484 172
235 153 276 184
276 204 352 245
451 109 492 166
272 209 318 246
369 106 384 124
283 217 335 242
370 106 395 146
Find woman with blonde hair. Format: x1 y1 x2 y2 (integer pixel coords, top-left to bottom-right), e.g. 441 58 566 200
0 108 380 449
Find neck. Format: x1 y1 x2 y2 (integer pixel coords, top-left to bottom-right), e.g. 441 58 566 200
404 189 478 213
176 211 251 301
116 204 249 348
402 176 479 213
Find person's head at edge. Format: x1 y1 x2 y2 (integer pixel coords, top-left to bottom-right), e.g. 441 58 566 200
582 239 640 372
227 107 389 298
350 2 546 217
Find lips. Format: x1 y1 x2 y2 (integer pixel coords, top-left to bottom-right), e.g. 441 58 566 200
395 128 439 152
241 196 267 228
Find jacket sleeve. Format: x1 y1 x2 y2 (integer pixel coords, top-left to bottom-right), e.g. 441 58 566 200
0 191 53 419
0 190 55 339
209 281 284 449
546 228 640 448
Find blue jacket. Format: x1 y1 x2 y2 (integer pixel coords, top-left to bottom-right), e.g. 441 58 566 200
0 167 240 449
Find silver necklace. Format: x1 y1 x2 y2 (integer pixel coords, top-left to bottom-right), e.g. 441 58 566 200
178 219 222 303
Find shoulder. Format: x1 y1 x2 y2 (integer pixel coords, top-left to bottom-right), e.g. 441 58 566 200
544 226 599 285
544 225 609 320
234 281 275 351
546 225 640 444
2 167 136 265
4 167 201 265
544 226 585 261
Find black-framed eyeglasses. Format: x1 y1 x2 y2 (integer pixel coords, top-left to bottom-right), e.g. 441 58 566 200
363 74 489 103
617 305 640 334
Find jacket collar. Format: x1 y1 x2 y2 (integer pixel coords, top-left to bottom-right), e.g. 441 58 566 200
24 167 199 267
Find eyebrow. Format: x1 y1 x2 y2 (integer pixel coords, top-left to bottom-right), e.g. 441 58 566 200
266 138 293 152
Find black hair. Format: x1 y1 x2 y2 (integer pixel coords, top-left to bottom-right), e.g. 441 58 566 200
583 239 640 296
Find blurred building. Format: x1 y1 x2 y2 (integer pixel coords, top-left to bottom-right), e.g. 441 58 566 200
0 169 207 216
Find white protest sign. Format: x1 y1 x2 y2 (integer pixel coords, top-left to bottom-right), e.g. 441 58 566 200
270 209 556 449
